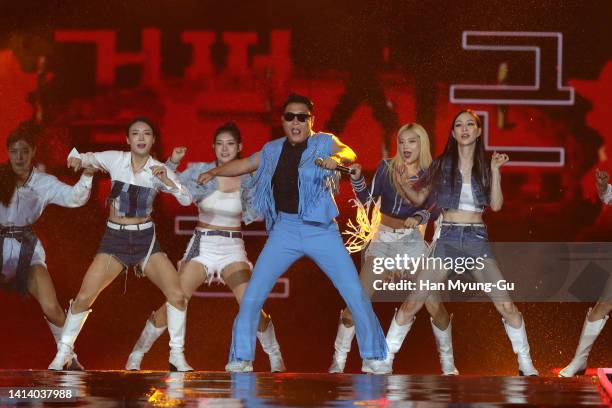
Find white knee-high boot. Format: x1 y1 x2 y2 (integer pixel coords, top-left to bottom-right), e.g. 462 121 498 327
48 302 91 370
125 313 166 370
559 309 608 377
431 316 459 375
502 316 539 376
384 310 415 373
167 303 193 372
256 319 286 372
46 317 84 370
328 311 356 373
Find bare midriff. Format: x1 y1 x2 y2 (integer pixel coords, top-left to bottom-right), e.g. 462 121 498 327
107 207 151 225
196 221 241 231
442 208 484 224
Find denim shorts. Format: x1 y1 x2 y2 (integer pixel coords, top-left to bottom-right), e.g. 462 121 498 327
97 225 162 273
432 223 495 262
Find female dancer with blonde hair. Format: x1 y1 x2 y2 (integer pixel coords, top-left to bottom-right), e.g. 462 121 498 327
329 123 458 374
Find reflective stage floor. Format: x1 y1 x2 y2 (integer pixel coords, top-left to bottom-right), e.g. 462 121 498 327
0 370 610 407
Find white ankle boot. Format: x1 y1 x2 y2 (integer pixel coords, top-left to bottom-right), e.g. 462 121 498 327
328 312 356 373
384 311 415 373
126 315 166 370
431 317 459 375
167 303 193 372
48 303 91 370
559 309 608 377
256 319 286 372
46 318 84 370
225 360 253 373
502 316 539 376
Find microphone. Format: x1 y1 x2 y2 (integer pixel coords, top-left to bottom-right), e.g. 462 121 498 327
315 157 356 175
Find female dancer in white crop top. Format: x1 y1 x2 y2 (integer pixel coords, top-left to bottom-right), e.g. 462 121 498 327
125 122 285 372
48 117 194 372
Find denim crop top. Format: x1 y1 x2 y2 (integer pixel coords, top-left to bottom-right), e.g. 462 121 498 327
350 160 434 224
431 158 489 210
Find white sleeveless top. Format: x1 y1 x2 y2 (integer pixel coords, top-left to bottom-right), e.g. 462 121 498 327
197 190 242 228
457 182 484 213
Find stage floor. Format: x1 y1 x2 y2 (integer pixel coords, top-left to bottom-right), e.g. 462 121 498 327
0 370 610 407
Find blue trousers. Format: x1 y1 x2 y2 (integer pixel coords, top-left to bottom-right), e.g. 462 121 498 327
228 212 388 362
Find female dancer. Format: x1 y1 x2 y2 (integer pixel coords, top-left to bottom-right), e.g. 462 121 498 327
329 123 458 375
125 122 285 372
1 122 93 369
397 110 539 376
558 169 611 376
48 117 194 371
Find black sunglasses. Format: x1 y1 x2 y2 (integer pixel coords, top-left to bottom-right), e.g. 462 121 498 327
283 112 311 122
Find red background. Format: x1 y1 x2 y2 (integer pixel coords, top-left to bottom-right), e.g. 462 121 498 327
0 0 610 374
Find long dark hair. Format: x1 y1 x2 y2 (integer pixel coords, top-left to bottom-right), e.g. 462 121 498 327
421 110 491 196
0 121 39 207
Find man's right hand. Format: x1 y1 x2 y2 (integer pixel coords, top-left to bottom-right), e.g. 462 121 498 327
349 163 362 180
197 170 215 184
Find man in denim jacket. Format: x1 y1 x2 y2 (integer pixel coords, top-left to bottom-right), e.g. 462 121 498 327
198 93 389 373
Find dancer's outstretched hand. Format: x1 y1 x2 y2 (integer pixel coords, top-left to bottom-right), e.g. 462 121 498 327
596 169 609 190
491 151 509 171
151 165 170 183
349 163 362 180
67 157 83 172
170 147 187 164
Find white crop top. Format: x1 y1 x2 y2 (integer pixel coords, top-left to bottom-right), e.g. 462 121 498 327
457 182 484 213
197 190 242 228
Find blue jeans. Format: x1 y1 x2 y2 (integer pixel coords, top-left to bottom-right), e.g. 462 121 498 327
228 212 388 362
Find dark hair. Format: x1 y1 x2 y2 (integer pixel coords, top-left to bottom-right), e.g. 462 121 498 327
1 121 40 206
420 110 491 196
213 122 241 144
6 121 38 149
126 117 159 139
213 122 242 159
283 93 314 112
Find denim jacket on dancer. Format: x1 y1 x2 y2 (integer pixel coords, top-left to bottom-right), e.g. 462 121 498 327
165 160 260 224
431 158 490 210
350 159 435 224
247 132 340 231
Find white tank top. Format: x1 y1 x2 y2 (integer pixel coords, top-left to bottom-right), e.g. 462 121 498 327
197 190 242 228
457 182 484 213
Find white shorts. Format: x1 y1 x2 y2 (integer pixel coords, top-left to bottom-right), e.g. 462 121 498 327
1 238 47 280
365 224 429 263
182 231 252 285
